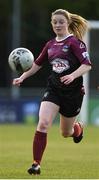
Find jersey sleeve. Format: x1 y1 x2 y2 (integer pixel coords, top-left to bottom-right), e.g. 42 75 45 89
34 42 49 66
71 38 91 65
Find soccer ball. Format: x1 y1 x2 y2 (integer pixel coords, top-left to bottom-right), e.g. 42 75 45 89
8 47 34 73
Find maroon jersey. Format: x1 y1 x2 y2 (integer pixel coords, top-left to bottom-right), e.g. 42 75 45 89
35 35 91 89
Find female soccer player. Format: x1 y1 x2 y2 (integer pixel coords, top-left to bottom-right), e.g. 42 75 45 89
13 9 91 175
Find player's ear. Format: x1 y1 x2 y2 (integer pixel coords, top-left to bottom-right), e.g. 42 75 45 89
51 20 53 25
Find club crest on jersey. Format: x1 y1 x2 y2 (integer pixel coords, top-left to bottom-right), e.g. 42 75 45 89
51 58 70 73
62 45 69 52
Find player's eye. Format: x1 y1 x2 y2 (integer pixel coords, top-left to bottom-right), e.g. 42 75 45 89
59 20 65 24
52 21 57 25
52 20 65 25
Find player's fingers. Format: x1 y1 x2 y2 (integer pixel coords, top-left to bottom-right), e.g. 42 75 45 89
13 81 20 86
60 76 67 82
12 79 19 85
64 80 71 85
12 79 17 85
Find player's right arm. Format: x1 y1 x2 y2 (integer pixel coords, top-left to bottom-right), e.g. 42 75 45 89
13 62 41 86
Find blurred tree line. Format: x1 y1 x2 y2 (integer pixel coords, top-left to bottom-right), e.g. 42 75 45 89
0 0 99 88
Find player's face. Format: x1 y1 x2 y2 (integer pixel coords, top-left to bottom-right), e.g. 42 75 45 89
51 14 69 37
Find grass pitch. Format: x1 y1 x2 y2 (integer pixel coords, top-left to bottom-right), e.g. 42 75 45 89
0 124 99 179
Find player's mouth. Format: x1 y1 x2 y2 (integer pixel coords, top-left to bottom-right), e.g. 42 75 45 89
55 28 62 33
55 28 61 31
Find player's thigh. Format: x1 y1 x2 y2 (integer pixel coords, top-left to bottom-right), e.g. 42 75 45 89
39 101 59 126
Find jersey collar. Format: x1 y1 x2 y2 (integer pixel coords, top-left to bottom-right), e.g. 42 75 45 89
56 34 73 42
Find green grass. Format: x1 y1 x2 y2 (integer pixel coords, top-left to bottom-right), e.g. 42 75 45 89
0 124 99 179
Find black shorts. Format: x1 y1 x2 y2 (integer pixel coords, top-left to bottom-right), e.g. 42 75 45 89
42 85 84 117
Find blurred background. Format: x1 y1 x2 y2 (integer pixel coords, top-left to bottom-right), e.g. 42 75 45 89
0 0 99 125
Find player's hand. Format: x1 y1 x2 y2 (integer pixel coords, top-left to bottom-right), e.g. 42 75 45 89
12 77 23 86
60 74 74 85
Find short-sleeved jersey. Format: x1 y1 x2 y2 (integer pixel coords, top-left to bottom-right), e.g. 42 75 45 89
35 35 91 90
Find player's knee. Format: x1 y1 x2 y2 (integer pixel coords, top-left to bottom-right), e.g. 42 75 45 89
37 119 49 132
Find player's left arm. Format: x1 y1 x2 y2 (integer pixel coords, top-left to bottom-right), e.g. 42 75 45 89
72 64 91 80
60 64 91 85
60 39 92 85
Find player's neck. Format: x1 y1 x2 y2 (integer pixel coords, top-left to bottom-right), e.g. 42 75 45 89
56 34 73 42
